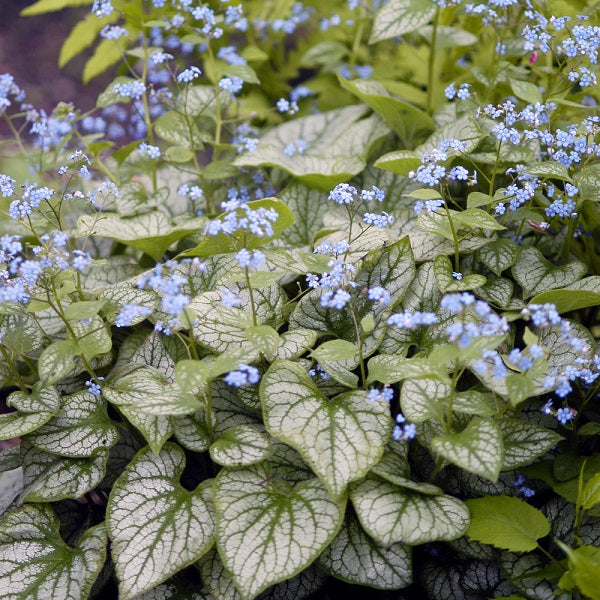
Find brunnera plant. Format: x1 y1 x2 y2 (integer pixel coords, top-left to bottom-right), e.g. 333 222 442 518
0 0 599 598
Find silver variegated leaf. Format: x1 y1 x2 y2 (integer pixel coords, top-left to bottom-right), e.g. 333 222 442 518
172 410 211 452
235 106 388 190
26 391 118 458
278 184 326 248
260 361 392 496
0 505 106 600
6 385 60 414
107 444 216 600
499 418 562 470
104 366 201 416
190 283 284 356
0 411 55 441
119 405 173 455
478 239 520 276
512 247 586 298
350 477 470 546
20 441 109 502
209 424 271 467
400 378 449 422
213 464 345 599
431 418 503 481
317 512 412 589
275 329 319 361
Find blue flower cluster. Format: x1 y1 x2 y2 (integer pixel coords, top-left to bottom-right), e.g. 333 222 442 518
225 364 260 387
408 139 475 188
204 197 279 238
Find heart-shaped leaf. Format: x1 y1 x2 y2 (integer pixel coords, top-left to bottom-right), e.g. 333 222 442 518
260 361 392 496
512 247 586 298
107 444 215 599
434 255 487 292
209 424 271 467
20 441 109 502
0 505 106 599
350 477 470 546
77 212 206 261
104 366 201 416
235 106 388 190
26 391 118 458
478 239 520 276
431 418 503 481
213 464 345 599
498 418 563 470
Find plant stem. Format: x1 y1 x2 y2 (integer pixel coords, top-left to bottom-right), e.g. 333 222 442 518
444 204 461 272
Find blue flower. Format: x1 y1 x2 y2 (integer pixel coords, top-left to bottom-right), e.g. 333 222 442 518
177 66 202 84
225 364 260 387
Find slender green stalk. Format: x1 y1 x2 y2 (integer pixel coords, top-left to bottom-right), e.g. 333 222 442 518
426 7 441 114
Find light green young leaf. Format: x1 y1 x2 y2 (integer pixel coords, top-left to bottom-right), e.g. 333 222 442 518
580 473 600 510
311 339 358 362
213 464 345 599
512 247 586 298
175 359 209 393
465 495 550 551
317 512 412 589
63 300 106 321
235 106 388 190
20 442 108 502
107 444 215 600
433 255 487 292
154 110 207 148
350 477 470 546
21 0 91 15
339 77 434 146
498 418 562 470
26 391 118 458
69 315 112 361
83 37 125 82
559 544 600 600
0 505 106 599
452 208 506 232
531 276 600 313
38 340 79 385
431 418 503 481
510 80 543 104
59 11 112 67
181 199 294 258
209 424 271 467
245 325 280 360
104 366 201 416
370 0 436 43
374 150 422 176
260 361 392 497
77 212 205 261
368 355 449 385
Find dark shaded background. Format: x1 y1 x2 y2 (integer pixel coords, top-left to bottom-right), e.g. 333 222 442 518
0 1 108 113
